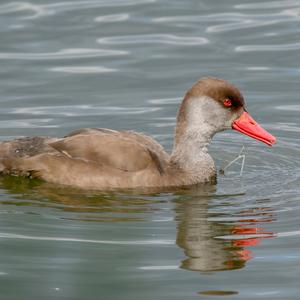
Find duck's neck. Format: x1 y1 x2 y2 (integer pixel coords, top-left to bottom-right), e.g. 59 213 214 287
170 96 218 174
170 127 214 173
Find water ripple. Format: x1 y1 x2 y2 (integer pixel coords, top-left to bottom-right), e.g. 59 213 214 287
206 19 279 33
148 97 181 105
0 118 57 129
0 0 156 19
139 265 178 270
0 232 174 245
235 0 300 10
97 34 209 46
44 0 157 11
235 42 300 52
0 48 128 60
49 66 118 74
154 11 300 33
278 230 300 237
215 233 274 240
94 13 130 23
270 122 300 133
0 2 47 19
153 13 242 24
246 66 270 70
9 105 161 116
275 105 300 111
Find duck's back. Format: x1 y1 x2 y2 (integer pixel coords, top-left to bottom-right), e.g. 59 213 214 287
0 129 170 189
51 128 168 172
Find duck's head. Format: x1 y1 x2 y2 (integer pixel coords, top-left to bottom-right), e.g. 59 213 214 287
175 77 276 146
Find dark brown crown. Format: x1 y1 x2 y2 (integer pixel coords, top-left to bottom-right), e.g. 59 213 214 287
185 77 245 108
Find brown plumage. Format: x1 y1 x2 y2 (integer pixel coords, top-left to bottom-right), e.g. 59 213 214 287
0 77 275 190
0 129 178 189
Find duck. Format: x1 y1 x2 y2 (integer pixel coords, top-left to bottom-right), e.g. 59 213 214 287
0 77 276 190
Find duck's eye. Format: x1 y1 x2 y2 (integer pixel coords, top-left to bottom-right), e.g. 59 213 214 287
223 99 232 107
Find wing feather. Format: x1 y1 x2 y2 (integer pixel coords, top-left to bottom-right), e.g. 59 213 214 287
50 128 168 174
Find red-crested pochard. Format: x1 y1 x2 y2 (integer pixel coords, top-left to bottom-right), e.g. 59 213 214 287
0 77 276 189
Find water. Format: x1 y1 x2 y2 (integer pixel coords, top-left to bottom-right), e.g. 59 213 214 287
0 0 299 299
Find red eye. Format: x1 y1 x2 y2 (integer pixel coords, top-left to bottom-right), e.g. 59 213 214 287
223 99 232 107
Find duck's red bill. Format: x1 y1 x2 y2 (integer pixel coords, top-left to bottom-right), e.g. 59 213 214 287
232 112 276 146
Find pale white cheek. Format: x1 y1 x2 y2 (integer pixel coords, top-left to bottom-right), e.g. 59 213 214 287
220 107 244 129
230 108 244 123
186 96 233 132
224 113 235 128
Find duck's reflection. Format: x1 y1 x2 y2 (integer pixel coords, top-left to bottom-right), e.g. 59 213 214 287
174 190 275 272
0 176 163 221
0 176 275 272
